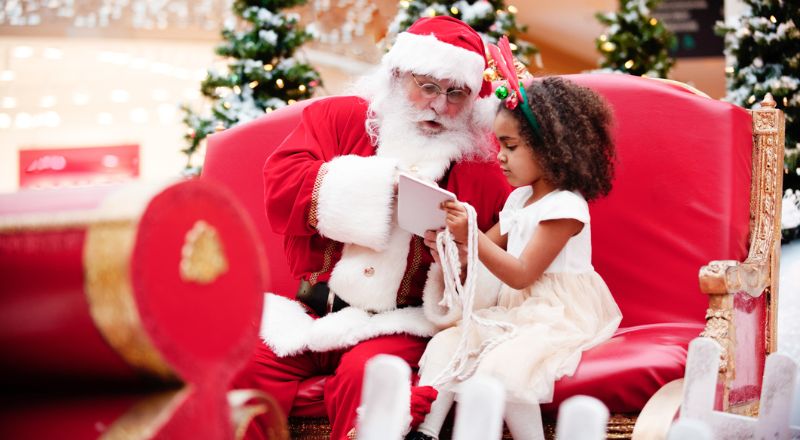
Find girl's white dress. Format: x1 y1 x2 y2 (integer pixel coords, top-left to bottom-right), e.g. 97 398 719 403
420 187 622 404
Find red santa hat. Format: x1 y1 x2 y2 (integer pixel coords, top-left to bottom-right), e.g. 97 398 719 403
384 16 492 99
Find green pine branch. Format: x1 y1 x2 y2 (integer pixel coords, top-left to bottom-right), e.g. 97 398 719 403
595 0 676 77
181 0 322 172
716 0 799 191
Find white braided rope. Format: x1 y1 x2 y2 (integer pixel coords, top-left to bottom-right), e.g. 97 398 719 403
435 204 478 312
430 203 518 388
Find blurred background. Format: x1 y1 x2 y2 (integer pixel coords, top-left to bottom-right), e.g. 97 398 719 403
0 0 768 190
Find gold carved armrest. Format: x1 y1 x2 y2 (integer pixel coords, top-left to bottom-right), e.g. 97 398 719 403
697 94 785 413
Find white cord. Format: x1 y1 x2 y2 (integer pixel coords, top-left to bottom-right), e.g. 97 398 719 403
430 203 518 388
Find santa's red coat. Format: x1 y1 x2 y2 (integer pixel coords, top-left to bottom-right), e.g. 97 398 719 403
260 96 511 356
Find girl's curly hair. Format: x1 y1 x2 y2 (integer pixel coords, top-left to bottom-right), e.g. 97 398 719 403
499 77 616 201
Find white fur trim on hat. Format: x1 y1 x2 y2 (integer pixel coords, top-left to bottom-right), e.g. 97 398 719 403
384 32 486 96
473 94 501 131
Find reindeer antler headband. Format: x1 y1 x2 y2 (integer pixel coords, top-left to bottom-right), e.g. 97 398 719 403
485 36 542 140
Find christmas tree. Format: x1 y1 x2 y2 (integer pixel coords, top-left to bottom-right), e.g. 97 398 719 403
182 0 322 172
387 0 538 66
595 0 676 77
716 0 799 194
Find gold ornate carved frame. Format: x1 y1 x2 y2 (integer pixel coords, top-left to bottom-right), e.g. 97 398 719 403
698 94 785 414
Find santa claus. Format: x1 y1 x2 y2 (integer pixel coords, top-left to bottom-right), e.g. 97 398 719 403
234 16 511 439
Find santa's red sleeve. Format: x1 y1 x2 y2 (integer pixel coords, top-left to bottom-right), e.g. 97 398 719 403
263 97 398 251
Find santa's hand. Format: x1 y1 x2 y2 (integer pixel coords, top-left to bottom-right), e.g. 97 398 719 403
423 230 442 264
457 241 468 280
442 200 468 243
409 385 439 429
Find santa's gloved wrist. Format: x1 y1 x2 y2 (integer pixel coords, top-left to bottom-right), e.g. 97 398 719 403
409 385 439 429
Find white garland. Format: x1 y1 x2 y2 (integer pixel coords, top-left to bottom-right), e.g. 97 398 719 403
783 189 800 230
219 86 265 124
452 0 492 23
721 5 799 108
259 29 278 46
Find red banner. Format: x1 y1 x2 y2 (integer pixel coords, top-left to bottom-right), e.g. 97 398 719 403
19 144 139 189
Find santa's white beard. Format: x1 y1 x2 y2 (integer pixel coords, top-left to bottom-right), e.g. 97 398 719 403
367 85 480 182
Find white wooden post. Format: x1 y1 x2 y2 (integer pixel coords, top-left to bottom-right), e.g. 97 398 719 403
357 355 411 440
753 353 798 439
792 369 800 428
667 419 713 440
675 337 800 439
452 375 506 440
555 395 609 440
680 337 721 420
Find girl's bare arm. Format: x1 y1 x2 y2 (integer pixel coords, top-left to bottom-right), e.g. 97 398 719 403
477 219 582 290
443 201 507 248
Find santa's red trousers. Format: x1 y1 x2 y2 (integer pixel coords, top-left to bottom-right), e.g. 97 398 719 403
233 333 428 440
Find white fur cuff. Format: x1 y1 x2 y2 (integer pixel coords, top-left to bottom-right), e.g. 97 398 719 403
422 261 502 329
422 263 463 328
316 155 398 251
260 293 438 356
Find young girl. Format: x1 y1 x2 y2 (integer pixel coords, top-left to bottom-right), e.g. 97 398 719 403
409 76 622 440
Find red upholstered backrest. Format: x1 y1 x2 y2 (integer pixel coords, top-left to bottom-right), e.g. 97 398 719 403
566 74 752 327
202 74 754 327
202 99 318 297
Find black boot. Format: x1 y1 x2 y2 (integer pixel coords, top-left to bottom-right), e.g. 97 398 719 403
404 431 435 440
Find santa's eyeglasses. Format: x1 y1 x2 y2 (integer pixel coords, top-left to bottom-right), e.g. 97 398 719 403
411 74 470 104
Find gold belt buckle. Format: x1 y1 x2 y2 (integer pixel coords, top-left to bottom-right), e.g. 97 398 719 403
297 279 312 298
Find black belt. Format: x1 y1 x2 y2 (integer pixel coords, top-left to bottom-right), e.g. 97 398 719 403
296 280 349 317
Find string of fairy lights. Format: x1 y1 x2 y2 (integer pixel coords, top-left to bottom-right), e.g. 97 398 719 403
0 0 233 30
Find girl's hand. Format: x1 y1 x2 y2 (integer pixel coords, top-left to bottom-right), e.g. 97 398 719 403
423 230 442 264
442 200 468 243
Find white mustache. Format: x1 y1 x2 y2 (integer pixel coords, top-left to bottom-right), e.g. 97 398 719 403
410 108 438 122
409 108 463 132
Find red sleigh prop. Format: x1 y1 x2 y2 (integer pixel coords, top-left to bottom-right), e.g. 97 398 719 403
203 73 785 438
0 180 282 439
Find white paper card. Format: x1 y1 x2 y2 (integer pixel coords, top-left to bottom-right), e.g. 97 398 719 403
397 173 456 237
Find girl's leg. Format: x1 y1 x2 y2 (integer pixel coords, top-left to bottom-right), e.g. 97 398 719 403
504 401 544 440
415 327 462 438
416 390 454 439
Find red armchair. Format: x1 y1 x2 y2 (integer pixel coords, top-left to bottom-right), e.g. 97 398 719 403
202 73 785 438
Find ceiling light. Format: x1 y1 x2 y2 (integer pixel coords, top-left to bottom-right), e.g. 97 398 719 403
111 89 130 103
129 107 149 124
40 95 57 108
72 92 90 106
151 89 169 101
15 112 33 129
40 111 61 127
43 48 63 59
97 112 113 125
13 46 34 58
